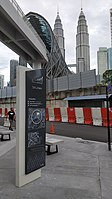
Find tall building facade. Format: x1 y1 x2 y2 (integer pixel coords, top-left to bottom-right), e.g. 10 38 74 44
97 47 108 81
0 75 4 89
110 9 112 47
107 48 112 69
76 8 90 73
10 59 18 87
53 11 65 59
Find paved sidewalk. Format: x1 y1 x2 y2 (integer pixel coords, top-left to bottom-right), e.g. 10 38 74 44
0 126 112 199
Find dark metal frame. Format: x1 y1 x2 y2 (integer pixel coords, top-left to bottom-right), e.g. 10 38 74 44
46 144 58 155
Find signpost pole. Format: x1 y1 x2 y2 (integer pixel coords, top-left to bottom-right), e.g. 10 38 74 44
106 86 111 151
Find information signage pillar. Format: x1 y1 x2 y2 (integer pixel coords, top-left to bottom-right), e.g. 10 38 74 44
25 69 46 174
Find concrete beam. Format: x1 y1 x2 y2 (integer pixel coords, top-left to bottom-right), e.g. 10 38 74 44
0 0 48 63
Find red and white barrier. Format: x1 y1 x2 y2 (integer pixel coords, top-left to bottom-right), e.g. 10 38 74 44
67 108 76 123
75 108 84 124
91 108 102 126
60 107 68 122
46 107 112 127
49 107 55 121
83 108 92 125
1 107 112 127
101 108 112 127
54 108 61 122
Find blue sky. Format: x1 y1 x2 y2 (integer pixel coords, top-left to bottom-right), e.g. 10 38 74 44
0 0 112 85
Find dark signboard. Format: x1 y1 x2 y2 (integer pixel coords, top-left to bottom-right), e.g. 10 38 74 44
25 69 46 174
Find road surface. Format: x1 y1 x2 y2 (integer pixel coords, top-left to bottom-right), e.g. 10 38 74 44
46 121 112 143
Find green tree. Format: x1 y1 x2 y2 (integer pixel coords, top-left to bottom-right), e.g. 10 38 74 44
103 70 112 84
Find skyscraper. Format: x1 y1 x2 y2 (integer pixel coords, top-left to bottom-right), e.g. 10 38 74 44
10 59 19 87
53 11 65 59
76 8 90 73
107 48 112 69
110 9 112 47
97 47 108 81
0 75 4 89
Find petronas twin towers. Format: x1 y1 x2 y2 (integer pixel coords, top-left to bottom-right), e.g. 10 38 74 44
53 8 90 73
53 11 65 59
76 9 90 73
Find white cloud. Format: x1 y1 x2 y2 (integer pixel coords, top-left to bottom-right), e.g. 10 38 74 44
0 0 112 82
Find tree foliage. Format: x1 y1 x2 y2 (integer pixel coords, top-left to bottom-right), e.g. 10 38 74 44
103 70 112 84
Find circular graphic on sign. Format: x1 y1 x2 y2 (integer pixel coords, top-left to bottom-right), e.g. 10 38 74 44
31 109 42 125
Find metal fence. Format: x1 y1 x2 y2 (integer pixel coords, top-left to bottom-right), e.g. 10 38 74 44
0 70 97 99
0 87 16 98
47 69 97 93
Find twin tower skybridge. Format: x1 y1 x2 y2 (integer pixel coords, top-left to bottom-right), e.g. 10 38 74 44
25 12 71 79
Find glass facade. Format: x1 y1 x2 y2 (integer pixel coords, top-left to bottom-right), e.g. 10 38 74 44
0 75 4 89
10 60 19 87
107 48 112 69
97 47 108 81
26 12 71 79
